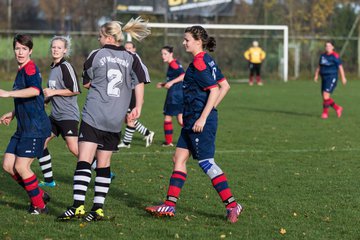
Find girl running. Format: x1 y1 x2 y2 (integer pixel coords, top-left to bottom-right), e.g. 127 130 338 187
314 40 347 119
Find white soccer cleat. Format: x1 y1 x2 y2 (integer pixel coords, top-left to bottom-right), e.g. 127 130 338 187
144 131 155 147
118 141 131 148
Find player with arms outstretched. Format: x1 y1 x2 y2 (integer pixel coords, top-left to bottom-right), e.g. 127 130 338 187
0 34 51 214
146 26 243 223
57 17 150 222
314 41 346 119
157 46 185 147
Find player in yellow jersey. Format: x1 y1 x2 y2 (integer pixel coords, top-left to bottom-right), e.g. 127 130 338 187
244 41 266 86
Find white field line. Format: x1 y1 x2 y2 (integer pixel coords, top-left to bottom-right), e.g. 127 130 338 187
1 148 358 156
114 148 360 155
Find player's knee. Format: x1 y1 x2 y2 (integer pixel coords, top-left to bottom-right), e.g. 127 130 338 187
2 159 14 174
14 161 26 174
68 146 78 157
198 158 223 179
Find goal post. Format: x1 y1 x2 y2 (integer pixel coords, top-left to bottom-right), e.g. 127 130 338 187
144 23 289 82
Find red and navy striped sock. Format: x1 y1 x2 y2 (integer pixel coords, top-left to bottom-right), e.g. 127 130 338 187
323 99 331 114
23 174 45 208
211 173 237 209
164 121 173 144
11 173 25 189
328 98 340 111
165 171 187 207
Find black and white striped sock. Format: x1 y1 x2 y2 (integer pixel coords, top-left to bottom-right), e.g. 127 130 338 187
91 158 97 170
38 148 53 183
73 161 92 208
123 126 135 145
135 120 150 136
91 167 111 211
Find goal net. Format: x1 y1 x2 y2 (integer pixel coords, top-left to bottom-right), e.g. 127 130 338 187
130 23 289 82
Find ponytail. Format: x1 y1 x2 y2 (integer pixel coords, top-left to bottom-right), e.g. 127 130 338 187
122 17 151 42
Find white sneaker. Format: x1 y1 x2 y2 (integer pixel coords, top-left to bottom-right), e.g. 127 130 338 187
118 141 131 148
144 131 155 147
162 142 174 147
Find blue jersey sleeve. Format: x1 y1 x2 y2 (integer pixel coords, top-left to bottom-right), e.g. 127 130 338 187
214 65 225 82
334 55 341 67
193 54 218 90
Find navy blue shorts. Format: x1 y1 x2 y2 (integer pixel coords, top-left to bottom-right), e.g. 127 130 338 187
321 75 338 93
5 133 47 158
164 103 183 116
176 118 217 160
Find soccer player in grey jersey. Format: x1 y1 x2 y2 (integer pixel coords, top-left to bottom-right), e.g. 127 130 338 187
58 17 151 222
118 41 155 149
38 36 80 188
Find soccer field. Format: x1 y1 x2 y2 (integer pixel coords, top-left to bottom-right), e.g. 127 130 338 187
1 79 360 239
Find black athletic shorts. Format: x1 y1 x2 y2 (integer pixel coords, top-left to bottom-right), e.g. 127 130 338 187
50 117 79 139
127 89 136 113
249 63 261 76
78 121 121 151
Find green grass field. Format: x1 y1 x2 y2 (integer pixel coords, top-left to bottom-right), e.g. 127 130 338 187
1 79 360 239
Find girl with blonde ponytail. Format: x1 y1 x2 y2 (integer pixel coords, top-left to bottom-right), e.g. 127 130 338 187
57 17 151 222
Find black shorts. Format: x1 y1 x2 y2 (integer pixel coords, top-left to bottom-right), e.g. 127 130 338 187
127 89 136 113
50 117 79 139
78 121 120 151
249 63 261 76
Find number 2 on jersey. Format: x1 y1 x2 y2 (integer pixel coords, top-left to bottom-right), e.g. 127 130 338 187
107 69 123 97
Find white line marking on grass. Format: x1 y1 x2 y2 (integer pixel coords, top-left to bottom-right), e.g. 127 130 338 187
1 148 358 156
114 148 360 155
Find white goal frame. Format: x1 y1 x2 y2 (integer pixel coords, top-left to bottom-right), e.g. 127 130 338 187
145 23 289 82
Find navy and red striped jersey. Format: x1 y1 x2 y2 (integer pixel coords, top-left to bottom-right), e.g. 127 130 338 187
319 52 342 76
13 60 51 138
182 52 225 129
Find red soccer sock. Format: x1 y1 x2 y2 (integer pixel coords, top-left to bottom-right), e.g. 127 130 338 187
11 173 25 189
256 76 261 83
328 98 340 111
323 99 330 114
164 171 187 207
212 174 237 209
249 76 253 83
23 174 45 208
164 120 173 144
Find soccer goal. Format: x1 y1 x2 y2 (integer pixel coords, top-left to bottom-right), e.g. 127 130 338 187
129 22 289 82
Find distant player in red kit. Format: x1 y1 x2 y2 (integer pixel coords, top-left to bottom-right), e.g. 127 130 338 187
157 46 185 147
314 41 346 119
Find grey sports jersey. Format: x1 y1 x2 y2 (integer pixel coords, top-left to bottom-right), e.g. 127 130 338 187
82 45 146 133
48 58 80 121
132 52 150 88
